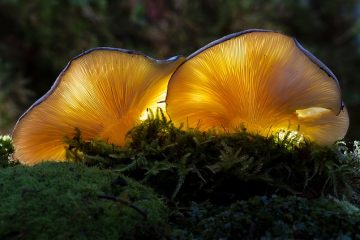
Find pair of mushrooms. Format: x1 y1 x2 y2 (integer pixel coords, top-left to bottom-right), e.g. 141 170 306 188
13 30 349 165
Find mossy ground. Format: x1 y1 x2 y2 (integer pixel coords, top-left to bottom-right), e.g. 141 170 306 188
0 163 167 240
1 113 360 239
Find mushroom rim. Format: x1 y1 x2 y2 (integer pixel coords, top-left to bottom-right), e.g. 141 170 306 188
170 29 343 115
12 47 183 135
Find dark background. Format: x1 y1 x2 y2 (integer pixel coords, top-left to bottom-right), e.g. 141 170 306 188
0 0 359 140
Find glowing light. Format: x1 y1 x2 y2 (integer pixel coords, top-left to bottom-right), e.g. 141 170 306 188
296 107 330 119
276 129 305 145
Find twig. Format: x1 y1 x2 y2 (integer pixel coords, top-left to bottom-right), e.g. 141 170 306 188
98 195 147 219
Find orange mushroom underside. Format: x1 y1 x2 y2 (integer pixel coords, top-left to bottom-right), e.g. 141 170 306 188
165 30 349 145
12 48 184 165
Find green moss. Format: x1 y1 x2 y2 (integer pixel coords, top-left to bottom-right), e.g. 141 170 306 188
172 196 360 239
0 162 167 239
4 112 360 238
65 113 360 203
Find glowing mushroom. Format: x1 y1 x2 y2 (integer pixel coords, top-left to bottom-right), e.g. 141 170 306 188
166 29 349 145
13 48 184 165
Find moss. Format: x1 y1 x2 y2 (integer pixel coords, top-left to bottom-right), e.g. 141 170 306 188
4 112 360 238
0 162 167 239
171 196 360 239
65 113 360 203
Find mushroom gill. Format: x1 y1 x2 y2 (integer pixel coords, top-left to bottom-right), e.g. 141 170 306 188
166 30 349 145
13 48 184 165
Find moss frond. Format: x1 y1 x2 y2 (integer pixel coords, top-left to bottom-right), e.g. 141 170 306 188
64 111 360 203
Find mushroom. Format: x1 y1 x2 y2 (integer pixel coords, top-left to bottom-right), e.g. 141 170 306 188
13 48 184 165
166 29 349 145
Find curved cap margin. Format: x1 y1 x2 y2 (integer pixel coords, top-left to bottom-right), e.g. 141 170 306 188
13 47 183 131
185 29 343 114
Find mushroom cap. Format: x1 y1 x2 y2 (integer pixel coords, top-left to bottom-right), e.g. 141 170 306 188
166 29 349 145
13 48 184 165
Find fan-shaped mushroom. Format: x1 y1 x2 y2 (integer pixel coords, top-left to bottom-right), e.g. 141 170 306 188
13 48 184 165
166 30 349 145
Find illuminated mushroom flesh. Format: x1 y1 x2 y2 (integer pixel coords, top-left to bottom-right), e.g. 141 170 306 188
13 48 184 164
166 30 349 145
